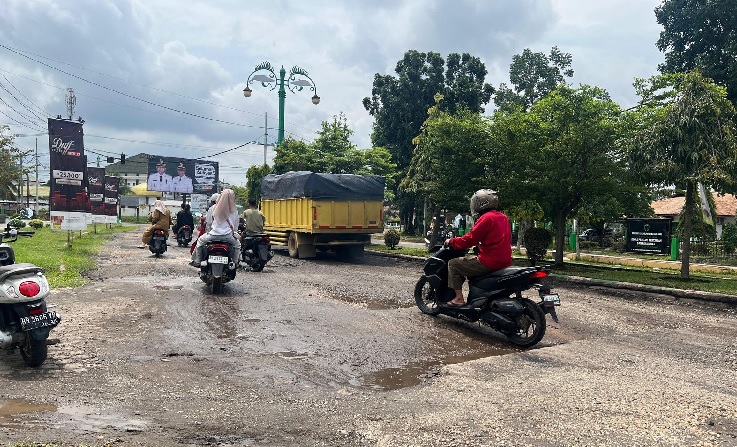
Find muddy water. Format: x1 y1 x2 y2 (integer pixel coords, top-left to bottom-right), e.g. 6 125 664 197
0 398 147 432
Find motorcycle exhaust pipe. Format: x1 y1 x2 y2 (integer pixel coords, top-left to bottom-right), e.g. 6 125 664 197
482 311 518 333
0 330 19 349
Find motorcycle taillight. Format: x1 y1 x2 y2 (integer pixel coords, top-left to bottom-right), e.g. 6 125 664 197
261 236 270 242
19 281 40 297
530 271 548 279
29 306 44 315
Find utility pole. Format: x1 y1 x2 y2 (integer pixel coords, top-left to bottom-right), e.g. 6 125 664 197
35 138 38 213
264 112 268 165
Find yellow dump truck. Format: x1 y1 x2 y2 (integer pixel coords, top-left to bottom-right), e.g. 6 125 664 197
260 172 385 259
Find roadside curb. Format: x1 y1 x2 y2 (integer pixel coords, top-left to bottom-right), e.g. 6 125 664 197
365 249 737 306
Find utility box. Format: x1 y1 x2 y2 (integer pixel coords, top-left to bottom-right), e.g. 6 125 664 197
261 172 384 259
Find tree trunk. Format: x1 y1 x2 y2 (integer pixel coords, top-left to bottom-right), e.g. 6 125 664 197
680 182 694 279
554 213 566 267
517 219 533 253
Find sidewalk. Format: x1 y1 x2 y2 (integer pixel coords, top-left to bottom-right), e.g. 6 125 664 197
564 251 737 275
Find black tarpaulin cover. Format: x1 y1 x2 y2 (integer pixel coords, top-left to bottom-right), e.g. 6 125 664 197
261 171 385 200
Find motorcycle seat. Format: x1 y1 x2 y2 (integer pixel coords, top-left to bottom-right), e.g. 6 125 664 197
0 263 43 282
471 266 535 281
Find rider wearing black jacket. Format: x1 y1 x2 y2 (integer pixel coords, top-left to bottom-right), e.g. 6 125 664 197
173 204 194 235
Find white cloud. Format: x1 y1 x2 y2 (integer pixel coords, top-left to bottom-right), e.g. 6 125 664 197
0 0 665 185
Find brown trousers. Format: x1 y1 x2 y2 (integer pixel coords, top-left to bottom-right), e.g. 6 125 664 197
447 255 492 290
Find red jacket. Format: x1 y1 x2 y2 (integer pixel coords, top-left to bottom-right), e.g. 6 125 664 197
448 210 512 271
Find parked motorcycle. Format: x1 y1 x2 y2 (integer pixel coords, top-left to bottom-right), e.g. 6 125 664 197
414 245 560 348
176 225 193 247
198 239 236 293
240 233 273 272
0 226 61 367
148 228 168 257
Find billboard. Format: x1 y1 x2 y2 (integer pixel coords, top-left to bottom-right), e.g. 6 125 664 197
104 176 120 222
146 156 218 195
48 118 87 212
87 167 106 216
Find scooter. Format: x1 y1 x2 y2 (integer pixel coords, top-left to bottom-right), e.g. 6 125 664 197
148 228 168 257
176 225 192 247
0 226 61 367
240 233 273 272
198 239 237 294
415 244 560 348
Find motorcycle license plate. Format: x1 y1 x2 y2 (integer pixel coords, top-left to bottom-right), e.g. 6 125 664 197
20 311 60 331
542 293 561 306
209 255 229 264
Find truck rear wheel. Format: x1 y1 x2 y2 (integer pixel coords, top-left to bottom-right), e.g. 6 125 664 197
288 232 299 258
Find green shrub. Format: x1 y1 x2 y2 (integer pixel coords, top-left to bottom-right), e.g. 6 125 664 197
722 223 737 255
8 218 26 228
524 227 552 265
36 208 50 220
384 228 401 249
28 219 44 229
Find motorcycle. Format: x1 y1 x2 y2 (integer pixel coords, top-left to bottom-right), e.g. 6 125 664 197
176 225 193 247
148 228 168 257
240 233 273 272
198 239 237 293
414 244 560 348
0 226 61 367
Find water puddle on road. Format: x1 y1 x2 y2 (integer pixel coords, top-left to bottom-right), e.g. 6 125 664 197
330 294 414 310
0 399 147 432
350 346 516 391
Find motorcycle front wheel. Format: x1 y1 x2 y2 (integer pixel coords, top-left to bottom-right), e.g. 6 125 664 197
20 334 48 367
251 260 265 272
414 277 441 316
505 298 546 348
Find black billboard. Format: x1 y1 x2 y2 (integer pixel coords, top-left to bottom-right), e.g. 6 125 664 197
87 167 106 215
48 118 87 212
625 219 672 254
104 176 120 218
146 155 218 195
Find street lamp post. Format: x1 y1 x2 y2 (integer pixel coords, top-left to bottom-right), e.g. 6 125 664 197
243 61 320 147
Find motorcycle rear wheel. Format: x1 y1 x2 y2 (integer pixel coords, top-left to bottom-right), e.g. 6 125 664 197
505 298 546 348
20 334 48 367
414 277 441 316
211 277 224 294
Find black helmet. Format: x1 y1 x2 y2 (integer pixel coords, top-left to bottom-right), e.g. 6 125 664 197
470 189 499 214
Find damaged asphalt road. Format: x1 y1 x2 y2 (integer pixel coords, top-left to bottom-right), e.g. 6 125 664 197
1 229 736 446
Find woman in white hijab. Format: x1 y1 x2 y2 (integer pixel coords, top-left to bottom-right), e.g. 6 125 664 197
190 189 241 266
139 199 172 248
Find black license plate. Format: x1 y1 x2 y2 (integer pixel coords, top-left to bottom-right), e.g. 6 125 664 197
20 311 61 331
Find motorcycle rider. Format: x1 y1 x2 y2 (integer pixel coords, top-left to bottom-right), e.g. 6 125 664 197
190 193 220 255
190 189 240 267
172 203 194 236
242 198 265 236
444 189 512 306
139 200 172 248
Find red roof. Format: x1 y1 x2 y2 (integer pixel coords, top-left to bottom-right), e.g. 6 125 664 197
651 193 737 217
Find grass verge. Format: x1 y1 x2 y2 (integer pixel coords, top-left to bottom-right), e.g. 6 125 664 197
8 225 135 288
367 243 737 296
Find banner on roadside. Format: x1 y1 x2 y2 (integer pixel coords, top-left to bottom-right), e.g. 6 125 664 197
146 155 218 195
87 167 106 217
104 176 120 223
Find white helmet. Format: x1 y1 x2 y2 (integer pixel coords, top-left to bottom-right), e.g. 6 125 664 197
209 193 220 205
470 189 499 214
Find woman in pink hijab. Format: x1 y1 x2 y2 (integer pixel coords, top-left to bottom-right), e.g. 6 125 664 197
190 189 241 267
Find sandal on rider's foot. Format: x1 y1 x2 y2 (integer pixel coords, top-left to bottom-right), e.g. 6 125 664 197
445 300 466 307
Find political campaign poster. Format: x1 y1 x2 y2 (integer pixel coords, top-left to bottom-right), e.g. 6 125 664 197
146 156 218 194
49 118 88 230
87 167 106 217
104 176 120 223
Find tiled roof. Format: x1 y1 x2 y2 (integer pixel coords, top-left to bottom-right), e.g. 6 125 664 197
651 193 737 217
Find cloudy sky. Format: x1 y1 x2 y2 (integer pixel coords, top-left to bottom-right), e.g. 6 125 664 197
0 0 664 186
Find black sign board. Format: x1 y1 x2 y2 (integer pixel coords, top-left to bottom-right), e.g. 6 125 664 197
625 219 672 254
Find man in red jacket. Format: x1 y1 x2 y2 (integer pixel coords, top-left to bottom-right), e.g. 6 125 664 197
445 189 512 306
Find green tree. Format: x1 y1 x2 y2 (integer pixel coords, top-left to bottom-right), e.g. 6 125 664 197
0 127 27 200
627 70 737 278
245 164 272 201
404 96 491 244
505 84 629 267
494 46 574 112
655 0 737 106
363 50 494 233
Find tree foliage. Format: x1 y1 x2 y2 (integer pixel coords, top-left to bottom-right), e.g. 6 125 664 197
0 126 26 200
245 164 272 201
655 0 737 105
494 46 574 112
627 70 737 278
271 113 397 197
